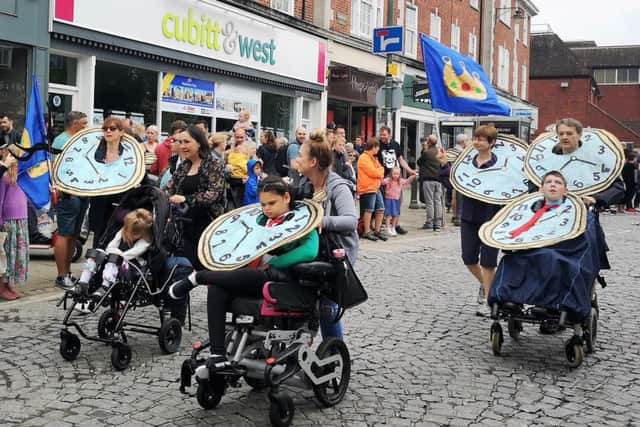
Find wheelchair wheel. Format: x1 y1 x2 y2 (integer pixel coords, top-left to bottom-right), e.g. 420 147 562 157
158 318 182 354
490 322 503 355
583 308 598 354
507 319 522 341
196 376 225 410
97 308 118 340
59 332 81 361
565 339 584 368
268 392 294 427
111 343 132 371
312 338 351 407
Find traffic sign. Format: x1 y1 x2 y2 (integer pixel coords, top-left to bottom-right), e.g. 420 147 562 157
373 26 403 54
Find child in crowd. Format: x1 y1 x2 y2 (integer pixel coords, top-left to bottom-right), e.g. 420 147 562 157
0 152 28 300
78 209 154 299
233 110 255 140
168 175 319 366
382 167 416 236
243 158 262 206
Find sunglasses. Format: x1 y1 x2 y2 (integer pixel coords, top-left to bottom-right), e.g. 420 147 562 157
102 125 120 132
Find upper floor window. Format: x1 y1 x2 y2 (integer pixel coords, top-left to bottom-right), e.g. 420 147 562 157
468 32 477 60
351 0 384 39
513 58 519 97
271 0 294 15
450 23 461 52
498 0 511 27
522 17 528 46
498 45 510 90
405 5 418 58
594 68 640 84
470 0 479 10
521 64 527 99
430 12 442 42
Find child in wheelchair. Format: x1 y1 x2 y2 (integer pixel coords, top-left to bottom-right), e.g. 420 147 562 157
74 208 154 299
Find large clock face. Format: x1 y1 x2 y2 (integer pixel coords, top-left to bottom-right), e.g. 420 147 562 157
479 192 587 250
198 200 323 271
524 128 624 196
52 128 146 196
450 135 529 205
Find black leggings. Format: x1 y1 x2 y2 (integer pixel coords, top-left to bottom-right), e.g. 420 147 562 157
197 269 279 354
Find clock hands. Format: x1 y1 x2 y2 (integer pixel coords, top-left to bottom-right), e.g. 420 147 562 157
558 155 597 171
574 158 597 166
84 144 101 177
231 220 254 252
558 157 574 171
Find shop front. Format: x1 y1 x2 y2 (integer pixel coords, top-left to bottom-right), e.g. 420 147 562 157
0 0 49 127
50 0 326 140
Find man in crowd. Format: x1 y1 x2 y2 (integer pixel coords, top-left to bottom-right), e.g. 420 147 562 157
336 124 346 140
417 135 444 232
194 119 210 137
54 111 89 291
287 126 307 182
377 125 416 235
0 113 22 148
151 120 187 175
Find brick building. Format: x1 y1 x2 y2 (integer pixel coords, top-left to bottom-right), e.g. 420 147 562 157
529 31 640 145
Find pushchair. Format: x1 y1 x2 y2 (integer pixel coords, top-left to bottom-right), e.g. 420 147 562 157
57 185 193 371
487 211 608 368
179 248 364 426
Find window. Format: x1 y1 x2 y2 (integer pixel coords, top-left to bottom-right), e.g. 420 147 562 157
521 64 527 99
514 23 520 42
0 46 11 69
617 68 640 83
522 17 528 46
271 0 293 15
498 46 510 90
430 12 441 42
470 0 479 10
49 54 78 86
513 58 519 97
405 5 418 58
450 23 460 52
468 32 477 60
351 0 383 39
594 68 640 84
499 0 511 27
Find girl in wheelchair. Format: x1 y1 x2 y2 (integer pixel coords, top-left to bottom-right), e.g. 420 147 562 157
75 208 154 299
169 175 319 367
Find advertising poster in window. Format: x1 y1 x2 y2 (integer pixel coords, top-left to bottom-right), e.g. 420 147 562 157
161 72 215 116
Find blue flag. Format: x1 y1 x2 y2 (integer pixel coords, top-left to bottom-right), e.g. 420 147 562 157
420 34 510 116
17 75 50 209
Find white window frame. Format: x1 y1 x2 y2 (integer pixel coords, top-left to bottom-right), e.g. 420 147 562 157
470 0 479 10
468 32 477 60
513 57 519 97
522 17 528 46
351 0 383 39
514 23 520 42
450 23 461 52
271 0 294 16
521 64 527 99
499 0 511 27
498 45 510 90
404 4 418 58
430 12 441 42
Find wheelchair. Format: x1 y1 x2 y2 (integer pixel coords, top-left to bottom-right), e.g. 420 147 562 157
58 248 193 371
179 261 351 427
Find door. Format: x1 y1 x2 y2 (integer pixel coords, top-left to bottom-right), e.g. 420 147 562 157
48 92 74 142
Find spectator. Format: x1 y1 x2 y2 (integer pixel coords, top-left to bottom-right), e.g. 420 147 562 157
335 124 346 140
451 133 469 226
331 136 356 190
622 150 637 213
287 127 307 182
382 167 416 236
242 159 262 206
256 130 279 176
143 125 159 174
357 137 387 242
151 120 187 175
165 125 225 269
233 110 255 140
326 122 337 147
0 114 21 149
354 135 365 154
227 128 249 209
51 111 87 157
122 115 143 142
417 135 445 231
0 151 28 300
208 132 227 162
194 119 210 137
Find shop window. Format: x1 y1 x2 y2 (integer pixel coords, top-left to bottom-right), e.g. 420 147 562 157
0 44 27 126
261 92 293 140
49 54 77 86
94 61 157 126
271 0 293 15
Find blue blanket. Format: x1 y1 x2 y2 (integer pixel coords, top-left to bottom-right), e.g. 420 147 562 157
488 212 608 322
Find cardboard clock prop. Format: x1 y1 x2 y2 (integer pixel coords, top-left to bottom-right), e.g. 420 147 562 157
524 128 624 196
52 127 146 197
198 200 323 271
445 148 461 163
479 192 587 250
450 135 529 204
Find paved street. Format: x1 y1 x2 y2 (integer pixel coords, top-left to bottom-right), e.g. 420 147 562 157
1 211 640 426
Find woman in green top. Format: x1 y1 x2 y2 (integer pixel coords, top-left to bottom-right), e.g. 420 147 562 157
169 175 319 365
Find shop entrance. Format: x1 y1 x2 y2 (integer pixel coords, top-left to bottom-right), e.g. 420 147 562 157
48 92 74 141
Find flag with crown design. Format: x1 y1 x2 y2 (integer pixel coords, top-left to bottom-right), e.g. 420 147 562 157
420 34 510 116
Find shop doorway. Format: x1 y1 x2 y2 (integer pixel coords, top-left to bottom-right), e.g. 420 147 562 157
48 92 74 142
400 119 418 170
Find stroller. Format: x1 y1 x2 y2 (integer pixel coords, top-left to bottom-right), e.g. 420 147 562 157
487 210 607 368
179 245 365 426
57 185 193 371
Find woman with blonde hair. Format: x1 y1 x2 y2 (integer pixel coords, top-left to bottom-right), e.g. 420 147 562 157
0 151 28 300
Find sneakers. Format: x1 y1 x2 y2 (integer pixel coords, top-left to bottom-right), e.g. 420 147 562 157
387 227 398 237
374 231 388 241
476 286 485 305
91 284 110 300
73 301 92 314
362 231 379 241
395 225 408 235
434 227 442 232
55 276 76 291
168 278 196 300
421 223 433 230
625 208 638 214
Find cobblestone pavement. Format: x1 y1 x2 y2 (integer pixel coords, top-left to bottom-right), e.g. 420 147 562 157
1 213 640 426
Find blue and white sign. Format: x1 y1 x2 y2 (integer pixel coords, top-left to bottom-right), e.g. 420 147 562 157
161 72 215 116
373 26 403 54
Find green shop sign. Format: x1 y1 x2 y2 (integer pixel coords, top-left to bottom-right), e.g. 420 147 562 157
403 75 432 110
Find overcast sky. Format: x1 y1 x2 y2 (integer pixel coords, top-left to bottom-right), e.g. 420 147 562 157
531 0 640 46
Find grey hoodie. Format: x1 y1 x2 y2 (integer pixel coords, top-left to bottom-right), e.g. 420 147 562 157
321 172 359 265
